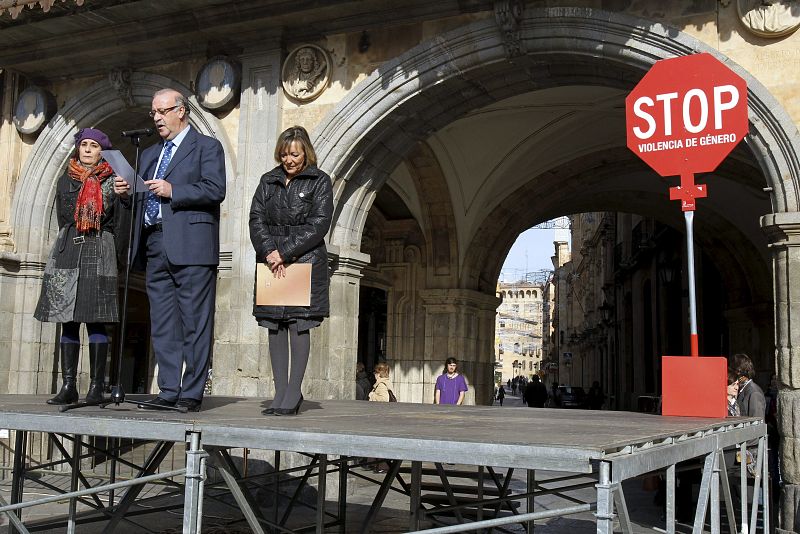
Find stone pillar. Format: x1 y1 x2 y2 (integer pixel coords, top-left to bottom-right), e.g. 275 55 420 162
761 212 800 534
419 289 501 405
212 44 281 397
308 247 370 401
0 68 23 251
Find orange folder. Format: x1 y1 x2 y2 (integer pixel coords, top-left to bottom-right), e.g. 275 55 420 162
255 263 311 306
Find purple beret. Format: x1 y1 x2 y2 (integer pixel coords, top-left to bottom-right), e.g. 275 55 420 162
74 128 112 150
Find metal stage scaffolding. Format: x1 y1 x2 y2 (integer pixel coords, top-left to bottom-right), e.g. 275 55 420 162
0 394 768 533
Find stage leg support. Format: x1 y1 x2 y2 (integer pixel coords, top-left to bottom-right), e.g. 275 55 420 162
8 430 27 534
595 461 614 534
409 461 422 531
692 451 715 534
316 454 327 534
207 448 267 534
613 480 632 533
183 431 205 534
526 469 535 534
666 464 676 534
338 456 348 534
67 434 81 534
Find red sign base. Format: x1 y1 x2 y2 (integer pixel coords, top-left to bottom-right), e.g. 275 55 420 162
661 355 727 418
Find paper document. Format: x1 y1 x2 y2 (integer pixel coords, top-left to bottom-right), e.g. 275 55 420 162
256 263 312 306
103 150 148 192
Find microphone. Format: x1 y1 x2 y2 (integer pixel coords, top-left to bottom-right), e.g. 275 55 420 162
121 128 154 137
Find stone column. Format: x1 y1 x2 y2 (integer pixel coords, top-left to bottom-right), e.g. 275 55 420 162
761 212 800 534
0 68 23 252
419 289 501 405
212 44 281 397
308 247 370 400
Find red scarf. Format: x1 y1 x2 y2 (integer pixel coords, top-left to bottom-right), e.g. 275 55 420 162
68 159 114 232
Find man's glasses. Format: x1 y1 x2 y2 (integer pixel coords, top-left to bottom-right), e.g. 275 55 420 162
148 105 180 118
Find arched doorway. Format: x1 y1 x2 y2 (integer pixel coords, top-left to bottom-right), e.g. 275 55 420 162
312 8 797 407
7 72 236 395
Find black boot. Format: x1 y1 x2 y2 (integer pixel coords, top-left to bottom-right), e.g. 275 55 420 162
85 343 108 404
47 343 79 405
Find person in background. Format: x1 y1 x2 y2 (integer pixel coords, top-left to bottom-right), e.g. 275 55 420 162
355 362 372 401
523 375 548 407
368 362 394 473
587 380 604 410
249 126 333 416
731 353 766 418
434 357 468 405
727 368 741 417
36 128 121 405
495 383 505 406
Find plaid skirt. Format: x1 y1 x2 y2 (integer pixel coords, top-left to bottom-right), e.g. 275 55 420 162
34 226 119 324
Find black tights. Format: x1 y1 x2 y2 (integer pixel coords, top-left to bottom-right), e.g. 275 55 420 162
268 323 310 409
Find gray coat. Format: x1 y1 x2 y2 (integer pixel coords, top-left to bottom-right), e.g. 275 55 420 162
34 171 120 324
737 379 766 419
249 165 333 321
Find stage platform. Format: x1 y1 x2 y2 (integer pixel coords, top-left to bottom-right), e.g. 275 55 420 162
0 395 768 533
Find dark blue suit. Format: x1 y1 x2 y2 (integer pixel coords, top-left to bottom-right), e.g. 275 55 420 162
134 126 225 402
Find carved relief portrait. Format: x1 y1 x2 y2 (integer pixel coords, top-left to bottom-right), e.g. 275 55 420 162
281 45 330 102
13 87 55 135
738 0 800 37
195 57 241 111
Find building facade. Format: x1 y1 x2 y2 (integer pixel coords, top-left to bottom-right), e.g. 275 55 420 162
1 2 800 529
495 281 544 383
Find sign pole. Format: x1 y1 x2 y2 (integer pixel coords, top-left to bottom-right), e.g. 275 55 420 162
684 210 699 357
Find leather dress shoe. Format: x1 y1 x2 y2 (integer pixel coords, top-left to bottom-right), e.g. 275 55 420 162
137 397 175 410
176 398 202 412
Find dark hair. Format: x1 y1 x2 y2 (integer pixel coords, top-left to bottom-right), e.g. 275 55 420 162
731 353 756 380
727 368 738 386
274 125 317 169
443 357 458 373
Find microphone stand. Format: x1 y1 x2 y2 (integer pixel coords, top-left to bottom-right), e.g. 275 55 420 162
62 131 187 413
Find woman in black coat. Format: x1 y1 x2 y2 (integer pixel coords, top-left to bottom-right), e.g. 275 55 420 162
249 126 333 416
34 128 120 405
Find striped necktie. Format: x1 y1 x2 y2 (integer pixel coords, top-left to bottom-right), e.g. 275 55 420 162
144 141 174 224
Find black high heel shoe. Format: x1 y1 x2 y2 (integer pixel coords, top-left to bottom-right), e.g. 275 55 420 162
274 395 303 416
261 407 275 415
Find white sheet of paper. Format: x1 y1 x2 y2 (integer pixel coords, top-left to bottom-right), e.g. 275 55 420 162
103 150 148 192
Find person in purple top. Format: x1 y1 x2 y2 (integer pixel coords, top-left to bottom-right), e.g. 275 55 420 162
434 357 468 405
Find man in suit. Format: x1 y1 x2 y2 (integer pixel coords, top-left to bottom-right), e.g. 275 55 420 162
731 353 766 418
114 88 225 412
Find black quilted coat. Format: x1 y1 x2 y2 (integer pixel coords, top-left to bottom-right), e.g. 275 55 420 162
249 164 333 321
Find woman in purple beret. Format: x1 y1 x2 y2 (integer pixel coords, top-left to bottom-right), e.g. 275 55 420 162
34 128 121 405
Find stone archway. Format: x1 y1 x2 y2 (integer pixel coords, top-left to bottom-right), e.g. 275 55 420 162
312 8 800 530
315 8 799 253
11 71 235 258
6 71 236 398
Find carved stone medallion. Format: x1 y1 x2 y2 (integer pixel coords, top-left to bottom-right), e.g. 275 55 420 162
195 57 241 111
281 45 331 102
13 86 56 135
737 0 800 37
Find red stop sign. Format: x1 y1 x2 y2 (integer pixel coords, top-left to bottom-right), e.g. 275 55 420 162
626 53 748 177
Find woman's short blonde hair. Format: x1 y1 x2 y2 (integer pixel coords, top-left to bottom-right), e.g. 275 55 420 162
374 362 390 378
274 125 317 170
